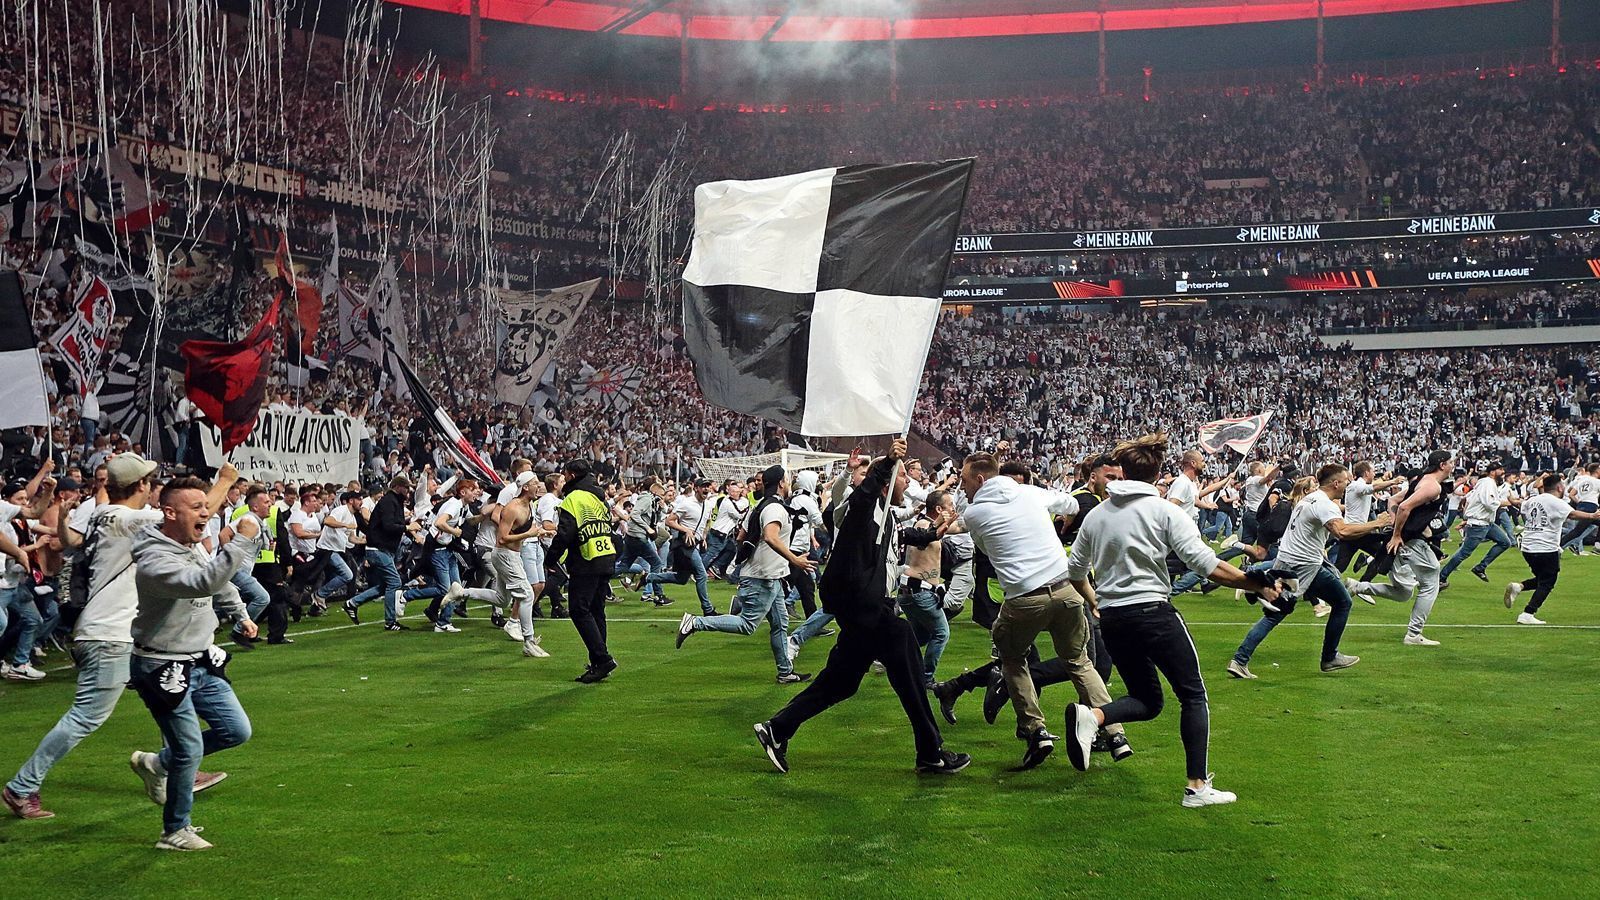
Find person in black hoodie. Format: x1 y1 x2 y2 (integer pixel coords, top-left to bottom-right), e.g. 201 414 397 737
754 439 971 775
343 474 415 630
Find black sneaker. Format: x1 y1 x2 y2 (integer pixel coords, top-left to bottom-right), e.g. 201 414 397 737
575 659 618 684
915 750 972 775
931 680 959 724
1472 569 1489 582
982 669 1008 725
230 633 256 652
652 596 675 607
1019 729 1057 770
343 602 359 625
490 611 507 628
551 605 569 619
423 605 439 624
776 671 812 685
1108 733 1134 762
1090 729 1110 754
383 622 409 632
754 721 789 773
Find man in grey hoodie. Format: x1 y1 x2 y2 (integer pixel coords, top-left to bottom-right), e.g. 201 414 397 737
127 475 263 851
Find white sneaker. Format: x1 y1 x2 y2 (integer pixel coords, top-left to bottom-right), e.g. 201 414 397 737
1403 632 1441 646
1343 576 1376 605
1182 774 1238 808
130 751 168 805
434 623 461 633
1516 612 1547 625
502 620 524 642
393 590 407 618
1503 582 1523 609
1063 702 1097 772
156 825 213 851
445 581 465 603
3 661 45 681
1226 659 1257 680
522 639 551 658
1312 601 1331 618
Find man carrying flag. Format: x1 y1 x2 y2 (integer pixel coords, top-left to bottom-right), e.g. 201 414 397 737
675 158 974 773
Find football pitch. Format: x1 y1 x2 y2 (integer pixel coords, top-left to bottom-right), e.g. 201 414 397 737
2 542 1597 898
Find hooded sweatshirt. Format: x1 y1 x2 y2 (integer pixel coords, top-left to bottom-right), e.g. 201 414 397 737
958 475 1080 600
1065 480 1219 610
131 525 261 660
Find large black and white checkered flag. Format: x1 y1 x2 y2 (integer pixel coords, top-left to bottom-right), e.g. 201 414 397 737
682 160 973 437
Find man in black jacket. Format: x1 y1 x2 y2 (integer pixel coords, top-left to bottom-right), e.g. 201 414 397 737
754 439 970 775
344 474 414 631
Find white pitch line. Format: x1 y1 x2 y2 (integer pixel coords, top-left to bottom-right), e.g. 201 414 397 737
611 615 1600 630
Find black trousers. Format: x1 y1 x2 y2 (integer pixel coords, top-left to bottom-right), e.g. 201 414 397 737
1520 550 1561 614
788 562 817 617
769 610 943 763
252 574 290 642
540 559 568 607
1333 531 1390 574
566 573 613 668
970 552 1001 630
1097 601 1210 781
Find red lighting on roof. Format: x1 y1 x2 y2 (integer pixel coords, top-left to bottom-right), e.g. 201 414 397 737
387 0 1520 42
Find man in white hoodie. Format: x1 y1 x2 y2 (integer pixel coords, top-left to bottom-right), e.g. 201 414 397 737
950 451 1126 771
1065 434 1281 808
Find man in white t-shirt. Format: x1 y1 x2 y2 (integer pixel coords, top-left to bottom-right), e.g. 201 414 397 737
3 456 236 821
704 480 748 580
1440 460 1516 587
533 473 566 617
1558 462 1600 554
1505 472 1600 624
1227 463 1392 679
643 478 716 615
1332 461 1404 572
675 466 811 683
313 491 362 607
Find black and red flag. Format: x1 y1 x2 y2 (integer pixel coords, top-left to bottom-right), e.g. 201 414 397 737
274 233 323 356
180 298 279 453
389 345 502 490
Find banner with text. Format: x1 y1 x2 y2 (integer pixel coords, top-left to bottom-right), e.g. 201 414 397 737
200 407 360 483
953 208 1600 255
943 258 1600 303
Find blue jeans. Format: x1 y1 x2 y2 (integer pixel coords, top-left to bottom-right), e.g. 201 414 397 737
1203 510 1233 541
134 657 252 834
792 607 834 645
1560 502 1599 551
1440 522 1513 580
411 547 460 624
901 588 949 685
316 552 355 599
7 640 129 796
1233 563 1353 665
231 570 271 635
349 548 402 624
704 532 731 575
690 576 791 675
3 586 42 666
617 535 665 597
646 541 714 614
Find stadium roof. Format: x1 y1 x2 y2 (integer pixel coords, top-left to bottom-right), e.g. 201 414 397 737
387 0 1518 41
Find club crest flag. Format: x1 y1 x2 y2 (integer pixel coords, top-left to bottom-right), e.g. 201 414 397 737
1198 411 1275 456
50 275 115 397
494 278 599 407
682 159 973 437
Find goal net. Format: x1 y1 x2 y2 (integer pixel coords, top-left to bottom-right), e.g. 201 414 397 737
695 448 850 484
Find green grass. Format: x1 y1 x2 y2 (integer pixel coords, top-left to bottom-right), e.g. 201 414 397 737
3 539 1599 898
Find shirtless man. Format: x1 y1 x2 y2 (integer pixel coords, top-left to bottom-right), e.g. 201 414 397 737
496 473 553 658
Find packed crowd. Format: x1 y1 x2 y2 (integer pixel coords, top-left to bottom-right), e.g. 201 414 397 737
917 300 1600 480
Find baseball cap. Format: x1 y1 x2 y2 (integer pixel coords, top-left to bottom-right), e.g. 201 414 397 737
3 477 29 498
515 471 538 487
106 452 159 488
55 476 83 492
